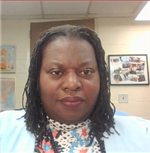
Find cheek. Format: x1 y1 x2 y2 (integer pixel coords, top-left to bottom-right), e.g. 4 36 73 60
39 75 61 103
40 75 53 98
40 77 47 94
84 80 100 103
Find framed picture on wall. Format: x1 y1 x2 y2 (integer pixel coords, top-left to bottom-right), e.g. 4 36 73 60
108 54 149 85
0 45 16 73
0 78 16 110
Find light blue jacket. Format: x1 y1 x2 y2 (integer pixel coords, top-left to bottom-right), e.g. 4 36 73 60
0 110 149 153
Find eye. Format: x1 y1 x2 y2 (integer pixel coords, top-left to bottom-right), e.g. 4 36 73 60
80 69 93 75
51 70 62 76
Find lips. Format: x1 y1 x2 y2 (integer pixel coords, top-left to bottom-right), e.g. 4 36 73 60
59 96 84 109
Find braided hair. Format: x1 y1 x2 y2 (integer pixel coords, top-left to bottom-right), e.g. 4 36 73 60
22 25 116 151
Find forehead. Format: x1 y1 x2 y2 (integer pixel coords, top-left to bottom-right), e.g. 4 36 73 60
42 37 96 63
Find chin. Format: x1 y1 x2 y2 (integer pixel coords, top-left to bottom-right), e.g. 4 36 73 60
60 116 89 124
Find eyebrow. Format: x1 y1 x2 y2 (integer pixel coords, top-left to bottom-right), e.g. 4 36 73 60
79 61 94 67
50 60 95 67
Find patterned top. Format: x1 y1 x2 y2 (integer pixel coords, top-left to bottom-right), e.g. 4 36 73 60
34 119 105 153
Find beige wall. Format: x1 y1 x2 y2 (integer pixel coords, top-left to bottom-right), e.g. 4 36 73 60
95 18 150 119
1 18 150 119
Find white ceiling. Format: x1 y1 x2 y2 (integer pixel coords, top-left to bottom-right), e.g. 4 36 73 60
1 1 148 20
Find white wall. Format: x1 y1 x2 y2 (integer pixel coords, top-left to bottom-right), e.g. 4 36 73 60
1 18 150 119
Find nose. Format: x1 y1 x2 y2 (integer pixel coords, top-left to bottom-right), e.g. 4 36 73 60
62 70 82 92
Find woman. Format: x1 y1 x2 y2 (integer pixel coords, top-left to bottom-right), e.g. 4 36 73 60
0 25 149 153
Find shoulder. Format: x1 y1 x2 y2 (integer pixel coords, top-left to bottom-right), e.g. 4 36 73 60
0 109 25 120
114 115 149 134
0 110 35 152
0 109 26 138
113 115 150 140
0 109 25 128
104 116 150 152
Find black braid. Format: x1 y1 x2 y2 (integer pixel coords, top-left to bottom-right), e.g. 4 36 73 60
22 24 117 152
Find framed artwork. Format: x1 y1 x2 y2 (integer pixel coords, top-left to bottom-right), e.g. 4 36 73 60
0 78 16 110
0 45 16 73
108 54 149 85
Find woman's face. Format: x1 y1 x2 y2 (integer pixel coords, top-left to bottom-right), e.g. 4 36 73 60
39 37 100 124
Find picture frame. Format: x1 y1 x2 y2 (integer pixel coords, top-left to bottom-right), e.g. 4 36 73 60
0 45 16 73
108 54 149 85
0 78 16 110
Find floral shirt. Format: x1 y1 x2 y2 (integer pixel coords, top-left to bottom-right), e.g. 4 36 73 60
34 119 105 153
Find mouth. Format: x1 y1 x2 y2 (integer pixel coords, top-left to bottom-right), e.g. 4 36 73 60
59 96 84 109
